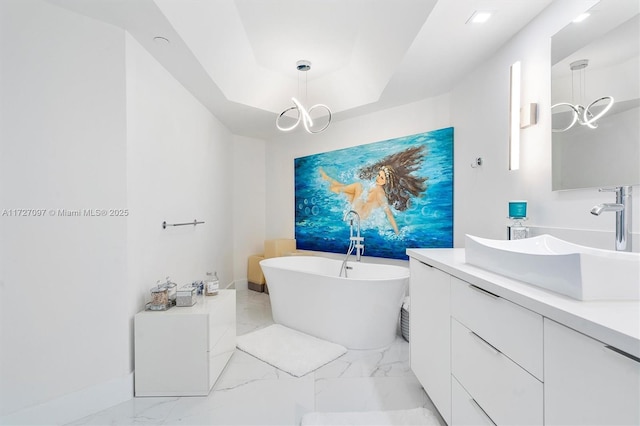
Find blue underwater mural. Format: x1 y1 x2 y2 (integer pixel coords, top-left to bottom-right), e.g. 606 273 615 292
294 127 454 260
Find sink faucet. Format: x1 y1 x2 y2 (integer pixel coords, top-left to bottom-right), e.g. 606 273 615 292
591 186 632 252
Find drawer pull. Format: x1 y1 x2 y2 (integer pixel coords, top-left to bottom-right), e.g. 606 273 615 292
418 260 434 268
468 284 500 299
605 345 640 364
469 331 500 355
469 397 497 425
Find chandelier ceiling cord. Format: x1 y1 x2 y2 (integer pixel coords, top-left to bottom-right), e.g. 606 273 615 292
276 60 332 134
551 59 614 133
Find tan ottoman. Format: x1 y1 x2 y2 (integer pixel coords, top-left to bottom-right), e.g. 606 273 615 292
247 254 266 292
264 239 297 259
247 239 298 293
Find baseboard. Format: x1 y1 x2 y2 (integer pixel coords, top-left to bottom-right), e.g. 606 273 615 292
0 373 133 425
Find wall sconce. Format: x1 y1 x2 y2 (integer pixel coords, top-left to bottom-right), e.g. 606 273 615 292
509 61 521 170
520 103 538 129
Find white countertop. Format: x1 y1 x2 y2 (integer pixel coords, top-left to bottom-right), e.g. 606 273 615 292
407 248 640 359
138 289 235 316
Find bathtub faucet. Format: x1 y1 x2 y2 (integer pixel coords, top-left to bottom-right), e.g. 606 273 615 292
344 210 364 261
340 210 364 277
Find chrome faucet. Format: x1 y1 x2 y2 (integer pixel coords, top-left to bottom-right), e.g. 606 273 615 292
344 210 364 261
591 186 632 252
340 210 365 277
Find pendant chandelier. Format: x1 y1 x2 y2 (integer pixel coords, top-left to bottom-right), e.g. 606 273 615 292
276 60 332 134
552 59 614 133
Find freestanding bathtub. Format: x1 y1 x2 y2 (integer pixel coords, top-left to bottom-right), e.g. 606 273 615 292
260 256 409 349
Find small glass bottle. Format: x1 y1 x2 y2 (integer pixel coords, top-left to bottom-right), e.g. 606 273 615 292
508 218 529 240
205 271 219 296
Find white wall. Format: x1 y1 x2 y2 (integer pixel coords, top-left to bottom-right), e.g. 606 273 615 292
264 0 639 253
0 0 129 417
126 33 234 313
451 0 639 250
232 135 266 289
0 1 237 422
265 94 451 244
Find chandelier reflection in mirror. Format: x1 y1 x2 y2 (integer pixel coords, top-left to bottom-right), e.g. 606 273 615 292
552 59 614 133
276 60 332 134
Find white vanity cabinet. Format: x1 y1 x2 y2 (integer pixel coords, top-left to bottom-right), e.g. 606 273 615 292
544 318 640 425
409 259 451 424
407 248 640 426
450 278 543 426
451 376 495 426
134 289 236 397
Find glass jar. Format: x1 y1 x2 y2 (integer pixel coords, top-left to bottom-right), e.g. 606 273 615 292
204 271 219 296
165 278 177 305
149 286 169 310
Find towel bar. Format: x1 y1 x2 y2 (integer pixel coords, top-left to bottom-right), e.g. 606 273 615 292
162 219 204 229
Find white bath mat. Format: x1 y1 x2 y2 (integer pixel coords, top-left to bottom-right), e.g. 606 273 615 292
236 324 347 377
301 407 440 426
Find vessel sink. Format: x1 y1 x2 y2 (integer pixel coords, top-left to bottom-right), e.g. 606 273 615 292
465 234 640 301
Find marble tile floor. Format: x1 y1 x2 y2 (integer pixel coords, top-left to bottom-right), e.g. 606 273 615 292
68 289 446 426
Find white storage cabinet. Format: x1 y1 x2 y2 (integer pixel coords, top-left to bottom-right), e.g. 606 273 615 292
450 277 543 426
134 289 236 397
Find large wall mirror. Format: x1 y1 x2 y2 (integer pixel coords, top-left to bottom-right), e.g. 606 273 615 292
551 0 639 191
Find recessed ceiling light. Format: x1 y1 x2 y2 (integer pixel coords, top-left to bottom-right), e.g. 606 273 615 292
466 11 492 24
153 36 170 45
572 12 591 23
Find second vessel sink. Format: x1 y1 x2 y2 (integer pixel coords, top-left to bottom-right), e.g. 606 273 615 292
465 234 640 301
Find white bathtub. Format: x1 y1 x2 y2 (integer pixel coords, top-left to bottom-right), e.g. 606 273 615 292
260 256 409 349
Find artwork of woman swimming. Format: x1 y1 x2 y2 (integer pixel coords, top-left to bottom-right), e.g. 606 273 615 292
319 145 428 234
294 127 453 259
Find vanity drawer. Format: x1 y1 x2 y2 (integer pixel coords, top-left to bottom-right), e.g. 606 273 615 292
452 318 543 426
452 375 496 426
544 319 640 425
451 277 543 379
